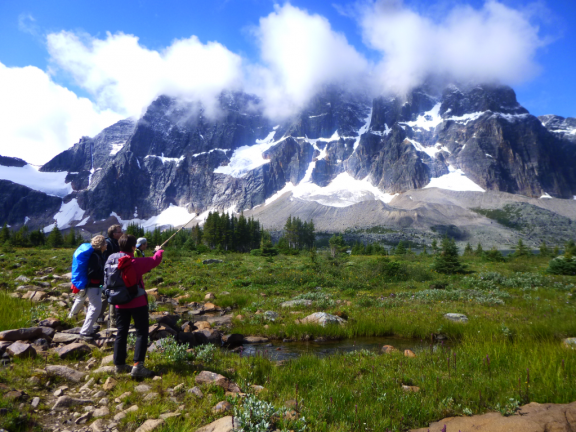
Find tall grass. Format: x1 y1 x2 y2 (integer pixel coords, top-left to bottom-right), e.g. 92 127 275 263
0 292 31 331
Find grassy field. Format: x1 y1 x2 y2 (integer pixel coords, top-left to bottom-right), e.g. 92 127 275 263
0 247 575 431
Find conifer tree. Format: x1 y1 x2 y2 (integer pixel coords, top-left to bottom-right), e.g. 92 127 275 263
431 239 438 254
539 241 550 257
395 241 407 255
46 223 64 248
475 243 484 256
432 236 465 274
0 222 11 244
512 239 531 258
463 242 474 256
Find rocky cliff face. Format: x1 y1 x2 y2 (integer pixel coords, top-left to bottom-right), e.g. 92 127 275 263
3 83 576 232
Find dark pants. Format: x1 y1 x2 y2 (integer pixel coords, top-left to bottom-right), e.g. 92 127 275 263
114 305 149 365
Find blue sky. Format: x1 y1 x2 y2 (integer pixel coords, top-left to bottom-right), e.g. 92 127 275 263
0 0 575 163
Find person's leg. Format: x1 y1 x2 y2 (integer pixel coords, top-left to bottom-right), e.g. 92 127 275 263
130 305 154 378
97 294 108 323
79 289 102 336
132 305 149 364
113 307 131 367
68 290 87 318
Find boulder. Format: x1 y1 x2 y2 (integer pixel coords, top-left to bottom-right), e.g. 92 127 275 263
195 321 211 330
299 312 346 326
212 400 232 414
404 349 417 358
177 332 197 346
243 336 269 344
0 327 43 342
204 292 216 300
52 396 93 411
46 365 86 383
38 318 63 329
281 299 312 308
264 311 279 321
194 329 222 345
135 419 165 432
22 291 48 302
151 314 180 330
195 416 234 432
56 343 92 359
444 313 468 323
222 334 244 346
7 342 36 359
38 326 56 340
410 401 576 432
195 371 229 390
382 345 399 354
14 275 30 283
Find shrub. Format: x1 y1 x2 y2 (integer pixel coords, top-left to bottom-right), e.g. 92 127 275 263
547 255 576 276
374 258 408 281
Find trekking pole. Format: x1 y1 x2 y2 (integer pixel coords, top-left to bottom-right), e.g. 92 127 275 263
158 213 198 249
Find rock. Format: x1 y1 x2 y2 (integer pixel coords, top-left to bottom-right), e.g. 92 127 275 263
91 419 106 432
146 288 159 299
299 312 347 326
195 321 211 330
563 338 576 349
251 385 265 393
243 336 269 344
0 327 43 342
0 341 12 355
382 345 399 354
402 385 420 392
222 334 244 346
194 329 222 345
22 291 48 302
75 411 92 424
7 342 36 359
204 293 216 300
14 275 30 282
103 377 117 391
38 326 56 340
404 349 417 358
93 366 116 374
31 397 40 408
143 392 159 401
46 365 86 383
203 302 220 312
4 390 25 401
202 259 223 264
284 410 299 421
135 419 165 432
101 354 114 366
444 313 468 323
80 378 95 391
177 332 197 346
160 412 181 420
93 406 110 417
195 416 234 432
264 311 279 321
188 387 204 398
281 299 313 308
235 315 244 321
135 384 152 393
53 333 81 344
228 382 242 393
152 314 180 330
195 371 229 390
410 401 576 432
52 396 93 411
212 401 232 413
56 343 92 359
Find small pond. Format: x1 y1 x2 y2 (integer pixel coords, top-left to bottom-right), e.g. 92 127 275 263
239 336 450 361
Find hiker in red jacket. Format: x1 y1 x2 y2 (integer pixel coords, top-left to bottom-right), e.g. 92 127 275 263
111 234 163 378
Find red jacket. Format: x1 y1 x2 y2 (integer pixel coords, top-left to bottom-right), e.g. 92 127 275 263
116 250 164 309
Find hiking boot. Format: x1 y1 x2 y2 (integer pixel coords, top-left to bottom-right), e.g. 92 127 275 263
115 364 132 374
78 334 94 341
131 363 155 378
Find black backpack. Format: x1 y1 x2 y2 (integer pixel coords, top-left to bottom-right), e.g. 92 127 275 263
103 252 139 305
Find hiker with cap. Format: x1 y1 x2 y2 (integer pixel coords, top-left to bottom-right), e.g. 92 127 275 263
135 237 148 257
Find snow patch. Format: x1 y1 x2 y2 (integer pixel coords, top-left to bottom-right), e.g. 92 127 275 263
353 109 372 149
109 141 127 156
111 204 195 230
406 139 450 159
214 128 281 178
492 113 531 122
145 154 185 164
445 112 485 125
540 192 553 199
424 166 485 192
24 217 30 225
192 148 228 158
401 103 442 131
43 199 85 232
0 164 72 197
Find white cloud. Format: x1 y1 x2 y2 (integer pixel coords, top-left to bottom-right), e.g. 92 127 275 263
47 31 244 118
0 62 121 165
248 3 370 119
359 0 546 95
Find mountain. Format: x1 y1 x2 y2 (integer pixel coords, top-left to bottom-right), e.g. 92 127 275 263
1 82 576 248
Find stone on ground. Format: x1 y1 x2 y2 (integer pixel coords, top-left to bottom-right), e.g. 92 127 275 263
444 313 468 322
56 342 92 359
195 416 234 432
212 400 232 413
53 333 81 344
52 396 93 410
299 312 347 326
135 384 152 393
404 349 416 358
188 386 204 398
135 419 165 432
7 342 36 359
103 377 117 391
46 365 86 383
410 401 576 432
243 336 269 343
0 327 43 341
281 299 312 308
195 371 229 390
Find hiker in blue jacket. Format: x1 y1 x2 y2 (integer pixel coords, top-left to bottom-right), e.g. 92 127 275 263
68 235 107 338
